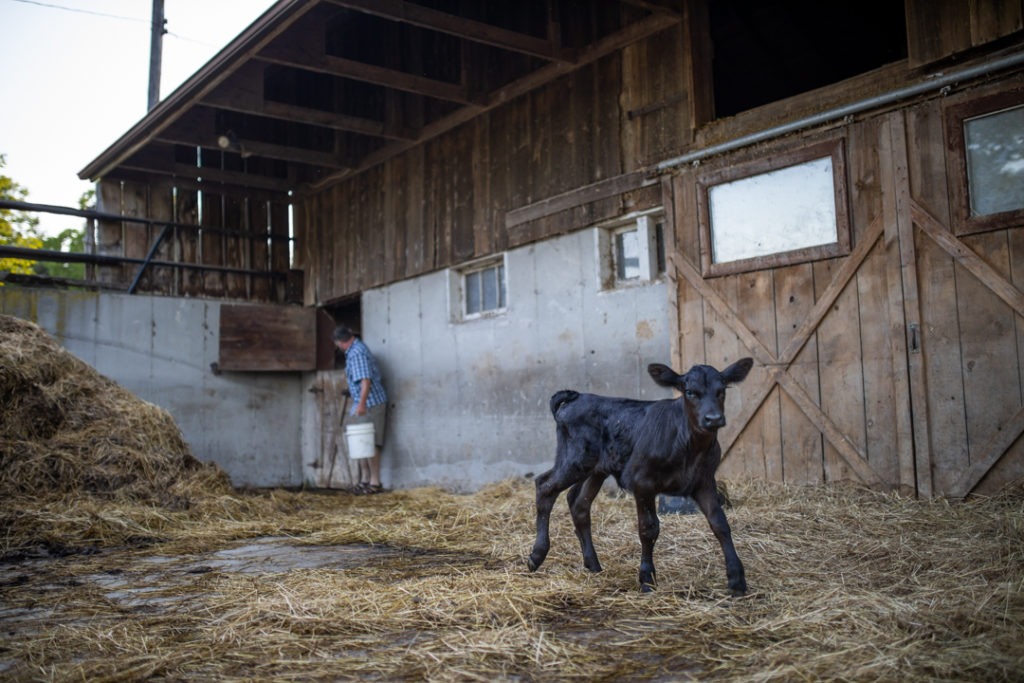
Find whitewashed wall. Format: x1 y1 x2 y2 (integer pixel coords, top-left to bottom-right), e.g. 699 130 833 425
362 227 673 490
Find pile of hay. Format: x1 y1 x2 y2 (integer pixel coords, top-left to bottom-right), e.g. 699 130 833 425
0 315 234 557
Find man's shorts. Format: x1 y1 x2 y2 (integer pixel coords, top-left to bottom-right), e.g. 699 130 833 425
347 403 387 447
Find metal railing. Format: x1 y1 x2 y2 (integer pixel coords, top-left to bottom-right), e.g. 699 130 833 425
0 199 293 297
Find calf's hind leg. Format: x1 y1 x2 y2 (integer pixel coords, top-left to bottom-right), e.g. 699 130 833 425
567 472 607 572
528 467 584 571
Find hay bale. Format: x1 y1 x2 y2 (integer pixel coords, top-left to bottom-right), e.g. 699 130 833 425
0 315 232 556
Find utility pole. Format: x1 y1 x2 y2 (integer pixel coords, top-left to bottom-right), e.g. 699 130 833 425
148 0 166 111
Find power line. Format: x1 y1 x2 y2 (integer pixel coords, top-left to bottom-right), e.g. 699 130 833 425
6 0 218 47
8 0 150 25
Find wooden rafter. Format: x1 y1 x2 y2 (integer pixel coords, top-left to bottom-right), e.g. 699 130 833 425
256 43 478 105
323 0 577 63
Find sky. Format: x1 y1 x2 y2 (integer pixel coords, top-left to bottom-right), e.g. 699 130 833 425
0 0 279 236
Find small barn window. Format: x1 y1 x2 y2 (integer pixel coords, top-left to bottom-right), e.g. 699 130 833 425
946 90 1024 236
965 105 1024 217
697 138 850 277
449 256 507 321
598 210 666 289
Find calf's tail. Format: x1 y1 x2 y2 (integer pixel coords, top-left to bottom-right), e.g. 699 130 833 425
549 390 579 416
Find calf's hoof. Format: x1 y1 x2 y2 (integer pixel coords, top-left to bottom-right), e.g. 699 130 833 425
526 554 543 572
728 579 747 597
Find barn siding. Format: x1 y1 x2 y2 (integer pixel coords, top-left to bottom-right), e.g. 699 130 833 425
302 39 677 304
671 74 1024 496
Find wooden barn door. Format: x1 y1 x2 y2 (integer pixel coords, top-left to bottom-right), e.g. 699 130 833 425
668 103 1024 497
899 92 1024 497
668 122 915 494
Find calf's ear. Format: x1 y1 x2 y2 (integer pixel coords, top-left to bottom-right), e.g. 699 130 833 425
647 363 681 388
721 357 754 385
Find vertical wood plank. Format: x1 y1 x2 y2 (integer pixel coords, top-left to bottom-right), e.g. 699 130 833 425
148 182 175 295
273 199 292 304
251 198 270 302
848 116 903 487
176 188 201 297
815 257 867 484
663 175 681 372
893 111 941 497
775 263 824 484
385 157 404 283
733 268 780 480
707 274 746 479
202 190 225 297
96 180 123 288
224 193 247 299
672 173 705 372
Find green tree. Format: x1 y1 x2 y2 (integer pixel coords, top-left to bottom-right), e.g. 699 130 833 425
33 188 92 281
0 154 42 280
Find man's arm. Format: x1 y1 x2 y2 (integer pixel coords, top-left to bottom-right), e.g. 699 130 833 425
356 378 371 415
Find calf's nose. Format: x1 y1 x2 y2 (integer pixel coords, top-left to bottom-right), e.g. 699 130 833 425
702 412 725 429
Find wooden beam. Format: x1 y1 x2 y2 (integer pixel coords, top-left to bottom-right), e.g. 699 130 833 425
912 199 1024 318
103 168 292 202
505 172 656 228
256 43 477 104
202 87 414 141
157 131 350 170
155 107 349 169
323 0 576 63
113 160 294 194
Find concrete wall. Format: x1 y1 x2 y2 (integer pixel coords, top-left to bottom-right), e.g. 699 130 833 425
362 227 673 490
0 287 305 488
2 225 672 492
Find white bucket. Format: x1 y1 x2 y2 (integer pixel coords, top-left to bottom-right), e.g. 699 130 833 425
345 423 376 459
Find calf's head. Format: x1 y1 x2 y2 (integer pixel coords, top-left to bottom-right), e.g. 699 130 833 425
648 358 753 433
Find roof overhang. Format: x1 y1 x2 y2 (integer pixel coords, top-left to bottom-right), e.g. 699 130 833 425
79 0 680 197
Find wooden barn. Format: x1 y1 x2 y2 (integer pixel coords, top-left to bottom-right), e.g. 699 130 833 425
51 0 1024 495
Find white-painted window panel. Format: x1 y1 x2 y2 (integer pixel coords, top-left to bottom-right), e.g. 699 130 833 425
709 156 838 264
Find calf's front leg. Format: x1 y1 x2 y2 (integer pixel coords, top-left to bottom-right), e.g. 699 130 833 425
694 484 746 596
634 492 660 592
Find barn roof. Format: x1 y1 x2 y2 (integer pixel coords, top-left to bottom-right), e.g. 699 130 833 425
79 0 680 198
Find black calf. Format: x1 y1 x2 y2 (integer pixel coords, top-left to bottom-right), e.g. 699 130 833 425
527 358 753 595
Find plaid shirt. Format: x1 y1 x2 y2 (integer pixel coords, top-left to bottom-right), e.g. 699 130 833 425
344 337 387 411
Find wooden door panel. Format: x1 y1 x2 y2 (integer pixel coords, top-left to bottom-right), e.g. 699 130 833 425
909 200 1024 496
311 371 355 489
673 196 894 489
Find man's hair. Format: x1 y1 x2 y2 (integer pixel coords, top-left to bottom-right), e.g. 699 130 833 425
332 325 356 342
